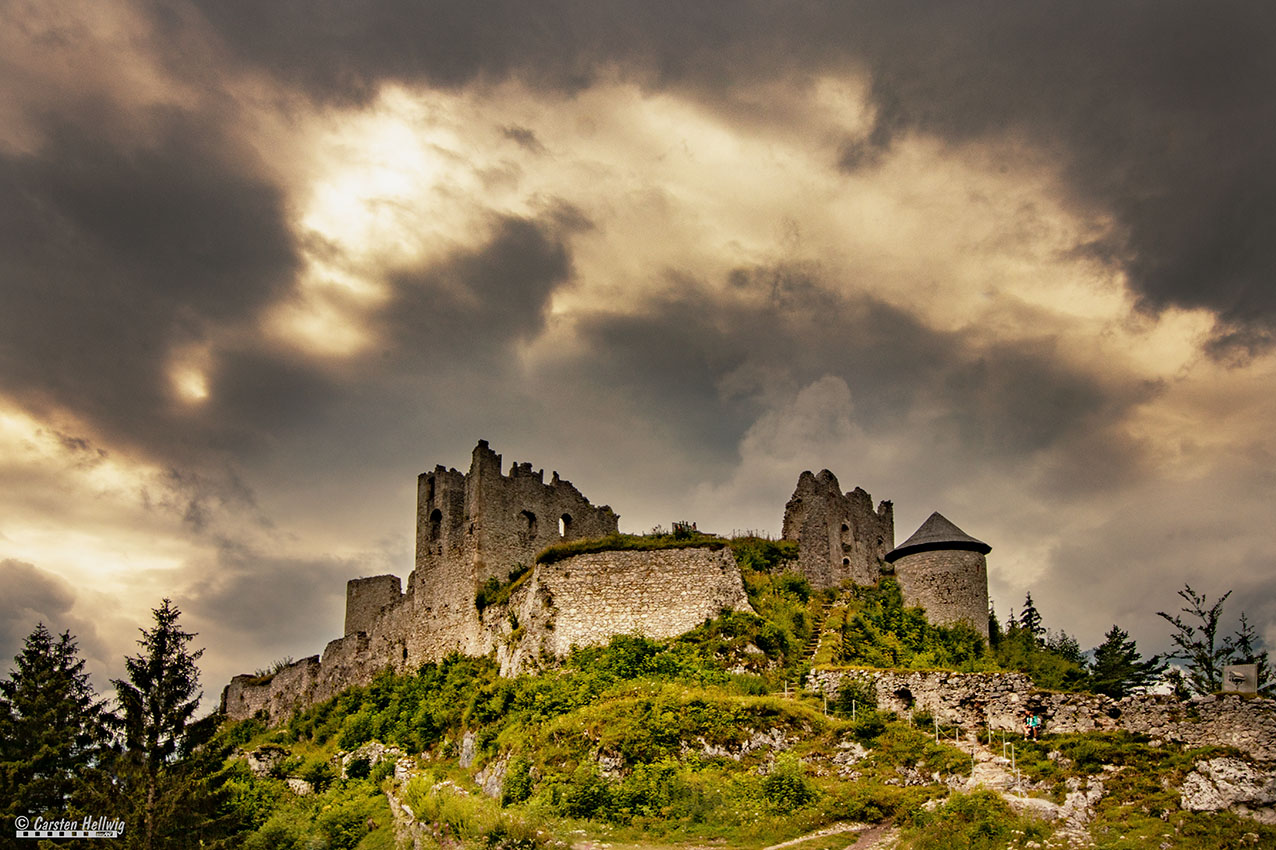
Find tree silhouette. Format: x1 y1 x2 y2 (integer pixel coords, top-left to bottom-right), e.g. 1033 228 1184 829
1089 624 1166 698
112 599 204 850
0 623 109 821
1157 585 1234 694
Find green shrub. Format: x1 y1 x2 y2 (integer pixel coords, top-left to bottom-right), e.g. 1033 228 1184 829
729 537 799 572
537 532 726 565
298 754 337 792
762 753 817 813
901 790 1052 850
502 755 533 806
558 764 611 819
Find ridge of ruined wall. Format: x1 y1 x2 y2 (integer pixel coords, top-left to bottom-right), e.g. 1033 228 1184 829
412 440 620 656
782 469 893 589
221 545 754 721
808 668 1276 763
490 546 754 676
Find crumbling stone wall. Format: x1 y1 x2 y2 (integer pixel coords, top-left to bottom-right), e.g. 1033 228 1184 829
411 441 620 655
345 575 403 637
221 545 754 720
782 470 893 589
891 549 989 637
496 546 754 674
808 668 1276 763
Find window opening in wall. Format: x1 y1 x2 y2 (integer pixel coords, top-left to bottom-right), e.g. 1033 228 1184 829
841 523 849 533
429 509 442 541
559 513 572 537
521 510 538 538
843 557 850 566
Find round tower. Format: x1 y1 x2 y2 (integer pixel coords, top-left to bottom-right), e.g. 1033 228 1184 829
884 512 990 638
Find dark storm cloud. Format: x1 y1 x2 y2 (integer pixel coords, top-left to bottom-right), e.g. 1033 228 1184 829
181 0 1276 355
831 2 1276 359
179 539 356 660
377 212 579 363
553 261 1156 485
0 559 106 672
0 104 305 458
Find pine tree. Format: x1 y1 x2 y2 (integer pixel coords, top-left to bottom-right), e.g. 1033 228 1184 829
1157 584 1235 694
1018 593 1045 644
1089 624 1166 698
111 599 205 850
0 623 109 821
1231 613 1275 696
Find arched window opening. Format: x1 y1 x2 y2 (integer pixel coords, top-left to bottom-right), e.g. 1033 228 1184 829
520 510 538 538
429 509 442 541
841 523 850 533
842 557 850 567
559 513 573 537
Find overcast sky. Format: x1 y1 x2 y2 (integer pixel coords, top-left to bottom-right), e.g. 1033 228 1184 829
3 1 1275 702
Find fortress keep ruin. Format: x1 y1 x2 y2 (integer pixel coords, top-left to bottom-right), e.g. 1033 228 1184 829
222 441 991 721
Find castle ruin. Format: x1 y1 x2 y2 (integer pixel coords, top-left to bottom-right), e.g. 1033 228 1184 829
222 442 990 721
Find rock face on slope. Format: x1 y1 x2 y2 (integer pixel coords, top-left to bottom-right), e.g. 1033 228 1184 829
1180 757 1276 824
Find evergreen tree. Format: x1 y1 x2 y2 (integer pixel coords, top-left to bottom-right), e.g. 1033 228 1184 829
1089 624 1166 698
1231 613 1275 696
0 623 108 822
1018 593 1045 644
987 602 1002 650
1046 629 1086 666
1157 584 1235 694
111 599 206 850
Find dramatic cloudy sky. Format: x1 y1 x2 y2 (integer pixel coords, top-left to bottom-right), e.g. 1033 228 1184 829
3 1 1275 702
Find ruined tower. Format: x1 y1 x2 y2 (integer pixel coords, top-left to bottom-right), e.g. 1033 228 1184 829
782 469 894 589
411 439 620 655
885 512 990 638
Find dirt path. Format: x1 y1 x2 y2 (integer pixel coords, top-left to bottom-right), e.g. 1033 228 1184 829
845 823 894 849
759 822 863 850
758 821 896 850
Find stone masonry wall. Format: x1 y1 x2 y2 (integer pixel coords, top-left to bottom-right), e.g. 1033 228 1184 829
890 549 989 638
345 575 403 637
782 470 893 589
411 441 620 657
221 545 754 720
539 547 752 656
808 668 1276 763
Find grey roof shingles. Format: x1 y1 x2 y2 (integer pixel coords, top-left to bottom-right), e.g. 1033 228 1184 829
884 511 990 563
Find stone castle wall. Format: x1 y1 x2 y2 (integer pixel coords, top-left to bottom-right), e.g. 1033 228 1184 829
517 547 752 664
891 549 989 638
222 444 996 726
345 575 403 637
222 544 754 721
782 470 893 589
808 668 1276 763
410 441 620 657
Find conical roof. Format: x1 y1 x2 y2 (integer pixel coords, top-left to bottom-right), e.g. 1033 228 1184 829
884 511 990 563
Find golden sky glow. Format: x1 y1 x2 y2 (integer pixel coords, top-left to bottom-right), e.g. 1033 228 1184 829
3 1 1275 697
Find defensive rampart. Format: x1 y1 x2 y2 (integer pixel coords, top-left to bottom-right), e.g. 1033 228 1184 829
808 668 1276 762
221 544 753 721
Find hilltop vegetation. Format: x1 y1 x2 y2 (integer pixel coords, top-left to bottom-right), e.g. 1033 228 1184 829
5 538 1276 849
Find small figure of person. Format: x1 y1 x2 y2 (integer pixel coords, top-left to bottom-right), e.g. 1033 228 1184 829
1022 710 1033 740
1029 712 1042 740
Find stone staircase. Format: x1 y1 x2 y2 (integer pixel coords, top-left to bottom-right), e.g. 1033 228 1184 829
779 594 837 696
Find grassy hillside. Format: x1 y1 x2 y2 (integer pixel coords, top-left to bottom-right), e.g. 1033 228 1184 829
203 538 1276 849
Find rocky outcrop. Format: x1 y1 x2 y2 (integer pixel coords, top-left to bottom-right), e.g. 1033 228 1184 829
1181 757 1276 824
808 668 1276 763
